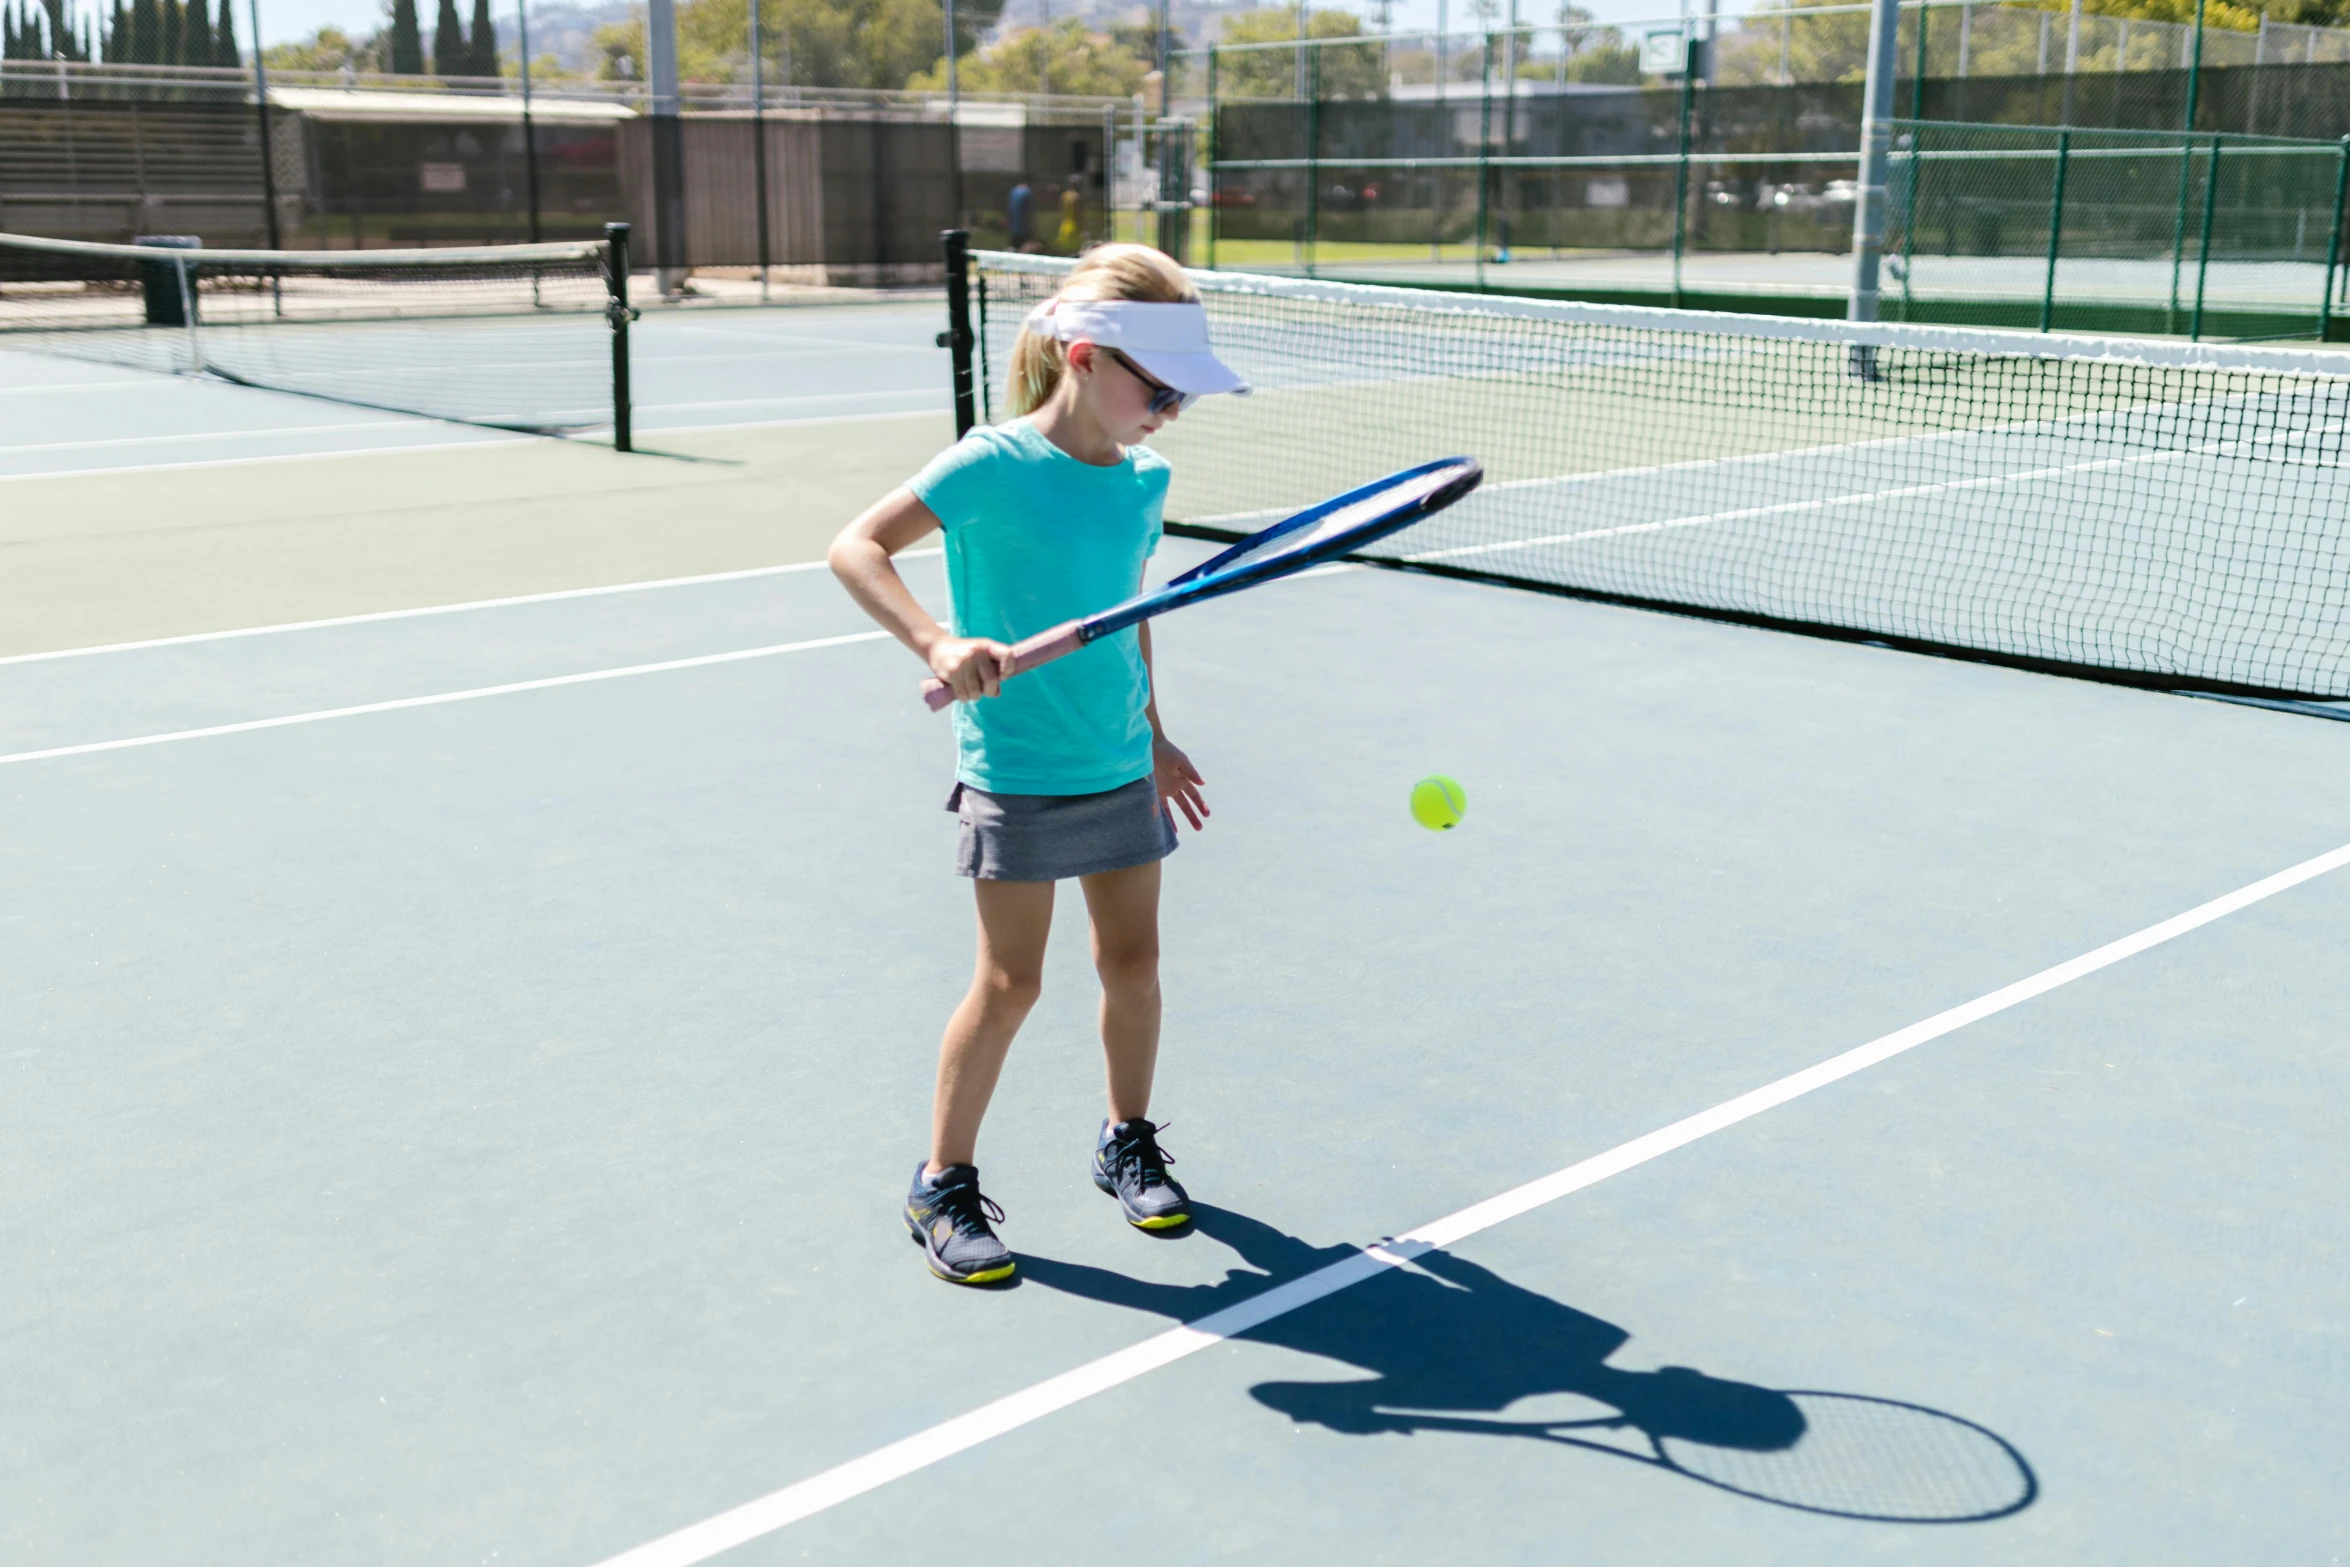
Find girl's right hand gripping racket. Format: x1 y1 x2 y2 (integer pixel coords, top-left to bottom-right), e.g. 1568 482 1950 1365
922 456 1482 711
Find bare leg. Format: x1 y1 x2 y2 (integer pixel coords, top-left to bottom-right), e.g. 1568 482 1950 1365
1080 859 1163 1125
928 878 1055 1174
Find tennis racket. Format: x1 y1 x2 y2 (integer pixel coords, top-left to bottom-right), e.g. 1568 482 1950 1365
921 456 1482 711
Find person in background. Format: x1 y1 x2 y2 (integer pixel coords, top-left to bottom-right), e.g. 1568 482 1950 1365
1008 181 1036 253
1056 179 1082 254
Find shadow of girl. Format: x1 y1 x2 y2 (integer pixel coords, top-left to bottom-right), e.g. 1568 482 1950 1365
1019 1204 2035 1524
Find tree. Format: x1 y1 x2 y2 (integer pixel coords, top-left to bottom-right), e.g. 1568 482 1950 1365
388 0 422 71
158 0 177 62
212 0 237 66
467 0 494 73
264 23 362 68
183 0 207 65
593 0 1003 90
432 0 465 74
905 14 1147 94
1214 8 1385 101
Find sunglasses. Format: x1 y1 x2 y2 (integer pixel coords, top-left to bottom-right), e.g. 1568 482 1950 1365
1103 348 1194 415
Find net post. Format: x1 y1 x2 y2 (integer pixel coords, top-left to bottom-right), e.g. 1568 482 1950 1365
605 222 635 453
2190 134 2222 342
940 229 977 439
174 254 204 374
2320 136 2348 344
2039 128 2069 333
1671 34 1696 308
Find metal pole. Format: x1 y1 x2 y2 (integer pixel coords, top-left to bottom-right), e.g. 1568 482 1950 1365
1476 29 1491 287
2320 137 2349 342
1911 0 1926 121
2182 0 2206 132
1155 0 1169 110
2248 15 2265 136
1670 33 1694 306
2191 133 2221 340
1500 0 1517 262
1847 0 1901 371
1437 0 1447 99
605 222 634 451
1154 0 1172 251
1205 46 1219 269
520 0 542 244
1295 0 1306 101
2039 128 2069 331
248 0 280 251
1898 126 1920 319
1305 43 1320 275
749 0 769 298
941 229 976 436
646 0 686 294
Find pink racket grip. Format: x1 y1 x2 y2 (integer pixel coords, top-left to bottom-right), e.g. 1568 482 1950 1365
920 621 1088 711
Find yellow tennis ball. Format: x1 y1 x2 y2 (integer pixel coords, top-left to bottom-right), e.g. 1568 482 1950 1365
1410 775 1466 831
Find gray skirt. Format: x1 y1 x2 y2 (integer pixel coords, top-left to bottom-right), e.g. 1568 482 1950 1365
948 776 1178 882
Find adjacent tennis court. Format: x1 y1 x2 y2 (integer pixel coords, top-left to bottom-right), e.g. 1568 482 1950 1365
3 277 2346 1566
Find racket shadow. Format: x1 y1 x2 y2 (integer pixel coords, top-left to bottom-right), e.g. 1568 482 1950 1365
1018 1204 2036 1526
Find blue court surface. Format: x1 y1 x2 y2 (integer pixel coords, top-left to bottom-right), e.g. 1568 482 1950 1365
4 487 2348 1565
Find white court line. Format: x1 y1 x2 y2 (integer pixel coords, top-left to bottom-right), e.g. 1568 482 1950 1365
0 431 529 483
0 404 950 483
635 390 945 415
0 556 919 666
0 378 184 396
587 835 2350 1567
0 631 890 766
2 419 435 456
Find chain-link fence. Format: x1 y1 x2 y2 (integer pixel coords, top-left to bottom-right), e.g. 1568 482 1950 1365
1885 122 2350 339
1183 19 2350 340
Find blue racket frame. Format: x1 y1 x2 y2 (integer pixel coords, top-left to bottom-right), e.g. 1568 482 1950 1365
1084 456 1484 641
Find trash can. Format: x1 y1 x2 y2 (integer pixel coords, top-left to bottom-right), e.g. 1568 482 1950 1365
134 235 202 327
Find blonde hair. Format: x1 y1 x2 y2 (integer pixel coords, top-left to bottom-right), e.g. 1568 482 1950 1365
1007 244 1198 417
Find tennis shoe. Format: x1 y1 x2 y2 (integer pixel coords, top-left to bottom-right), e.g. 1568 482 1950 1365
904 1162 1016 1285
1092 1118 1191 1230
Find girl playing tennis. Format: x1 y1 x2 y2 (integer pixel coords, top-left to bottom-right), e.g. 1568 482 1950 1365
829 244 1250 1285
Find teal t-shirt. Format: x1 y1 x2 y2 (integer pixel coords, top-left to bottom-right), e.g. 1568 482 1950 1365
907 418 1170 795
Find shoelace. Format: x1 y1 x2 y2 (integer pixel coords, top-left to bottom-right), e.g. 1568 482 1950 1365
1107 1122 1176 1190
931 1178 1006 1238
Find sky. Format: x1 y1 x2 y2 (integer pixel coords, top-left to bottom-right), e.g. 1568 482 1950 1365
244 0 1743 52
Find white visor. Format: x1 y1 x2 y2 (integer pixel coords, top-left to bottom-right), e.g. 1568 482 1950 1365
1022 299 1251 398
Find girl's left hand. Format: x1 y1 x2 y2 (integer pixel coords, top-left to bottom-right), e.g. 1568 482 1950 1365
1153 738 1209 832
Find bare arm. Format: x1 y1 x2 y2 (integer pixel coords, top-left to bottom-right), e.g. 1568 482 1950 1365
828 486 1012 702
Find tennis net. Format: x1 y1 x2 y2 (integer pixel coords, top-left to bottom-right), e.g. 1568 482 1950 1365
964 249 2350 701
0 229 633 440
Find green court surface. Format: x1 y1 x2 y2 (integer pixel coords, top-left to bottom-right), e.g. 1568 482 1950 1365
3 306 2347 1566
